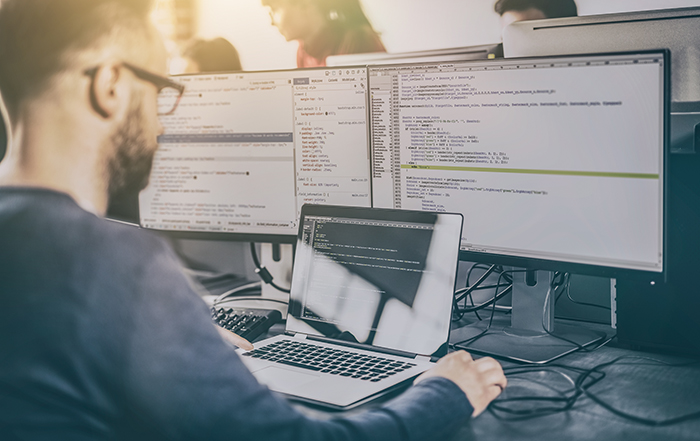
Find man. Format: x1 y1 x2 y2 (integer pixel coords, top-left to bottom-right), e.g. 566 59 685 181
495 0 578 30
0 1 506 440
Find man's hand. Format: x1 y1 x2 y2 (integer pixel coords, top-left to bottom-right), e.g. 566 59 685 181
415 350 506 417
215 326 254 351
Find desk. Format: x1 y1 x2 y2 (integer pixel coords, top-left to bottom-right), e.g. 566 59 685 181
249 317 700 441
457 345 700 441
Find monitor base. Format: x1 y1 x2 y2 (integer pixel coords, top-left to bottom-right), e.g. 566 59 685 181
453 320 605 364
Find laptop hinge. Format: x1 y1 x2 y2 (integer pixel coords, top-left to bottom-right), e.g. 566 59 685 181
305 334 417 359
293 333 307 340
414 355 430 362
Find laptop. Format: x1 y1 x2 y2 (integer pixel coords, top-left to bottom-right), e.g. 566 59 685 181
238 204 463 409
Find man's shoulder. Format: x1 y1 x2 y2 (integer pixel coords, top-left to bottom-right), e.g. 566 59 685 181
0 187 191 308
0 187 170 264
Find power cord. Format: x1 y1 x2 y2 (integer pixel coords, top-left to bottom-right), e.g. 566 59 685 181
541 272 608 352
489 356 700 426
214 296 289 307
213 281 263 306
452 264 514 321
453 270 525 345
575 356 700 426
249 242 291 294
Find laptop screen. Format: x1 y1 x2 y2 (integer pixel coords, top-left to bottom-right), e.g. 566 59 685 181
287 206 463 356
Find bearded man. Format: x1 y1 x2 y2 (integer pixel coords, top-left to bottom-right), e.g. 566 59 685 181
0 1 505 440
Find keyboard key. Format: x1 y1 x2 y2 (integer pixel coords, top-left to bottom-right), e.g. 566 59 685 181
277 360 322 371
213 307 281 342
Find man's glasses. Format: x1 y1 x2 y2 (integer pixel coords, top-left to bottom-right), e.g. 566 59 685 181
84 62 185 116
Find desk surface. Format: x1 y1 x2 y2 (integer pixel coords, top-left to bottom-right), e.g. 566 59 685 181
250 319 700 441
457 345 700 441
215 288 700 441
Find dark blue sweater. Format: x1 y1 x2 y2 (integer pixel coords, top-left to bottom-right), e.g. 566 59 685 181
0 188 473 441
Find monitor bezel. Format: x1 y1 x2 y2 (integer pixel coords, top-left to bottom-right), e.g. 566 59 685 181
368 50 670 281
290 203 464 357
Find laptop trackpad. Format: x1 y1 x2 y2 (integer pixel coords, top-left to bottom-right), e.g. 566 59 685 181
254 366 320 391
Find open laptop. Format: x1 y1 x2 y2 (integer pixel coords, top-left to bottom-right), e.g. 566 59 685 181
238 204 463 409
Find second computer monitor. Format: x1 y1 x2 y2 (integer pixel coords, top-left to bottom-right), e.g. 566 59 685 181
369 51 667 278
139 67 372 242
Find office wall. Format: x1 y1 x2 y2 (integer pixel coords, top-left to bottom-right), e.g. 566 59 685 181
195 0 700 72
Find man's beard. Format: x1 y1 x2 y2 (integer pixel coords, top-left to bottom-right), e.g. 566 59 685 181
105 98 159 208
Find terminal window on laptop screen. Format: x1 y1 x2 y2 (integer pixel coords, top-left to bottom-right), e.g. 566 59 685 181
287 212 460 356
139 68 372 237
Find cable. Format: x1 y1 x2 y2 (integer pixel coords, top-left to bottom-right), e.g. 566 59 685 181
553 274 611 311
565 290 612 311
574 356 700 426
454 270 514 345
452 265 518 321
453 264 498 321
489 366 585 420
214 297 289 306
540 272 609 353
489 356 700 424
489 355 700 427
539 272 607 352
454 264 498 303
213 281 262 306
249 242 291 294
458 283 512 314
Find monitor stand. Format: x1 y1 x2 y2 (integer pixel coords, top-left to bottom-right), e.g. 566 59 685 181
453 269 604 364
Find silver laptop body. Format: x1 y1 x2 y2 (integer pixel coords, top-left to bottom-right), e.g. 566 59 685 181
239 205 463 409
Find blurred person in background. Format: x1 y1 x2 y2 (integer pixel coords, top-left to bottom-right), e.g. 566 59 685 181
495 0 578 31
182 37 243 73
0 109 6 163
262 0 385 67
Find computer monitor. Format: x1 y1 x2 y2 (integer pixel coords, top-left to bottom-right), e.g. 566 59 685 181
138 67 372 244
503 6 700 154
502 7 700 354
325 43 503 67
368 51 668 362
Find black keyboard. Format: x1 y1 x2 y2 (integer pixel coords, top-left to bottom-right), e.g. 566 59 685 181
242 340 417 382
211 307 282 342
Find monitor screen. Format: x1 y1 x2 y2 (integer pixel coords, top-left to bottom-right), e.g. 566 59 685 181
501 8 700 156
369 51 667 277
287 205 463 356
139 67 372 242
502 8 700 106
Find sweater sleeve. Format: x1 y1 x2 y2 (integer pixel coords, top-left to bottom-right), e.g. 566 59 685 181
119 237 473 441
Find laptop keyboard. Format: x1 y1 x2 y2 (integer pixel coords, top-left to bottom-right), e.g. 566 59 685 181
242 340 417 382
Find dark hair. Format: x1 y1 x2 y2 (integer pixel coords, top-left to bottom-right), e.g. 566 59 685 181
262 0 373 29
494 0 578 18
0 0 155 115
183 38 243 73
312 0 373 28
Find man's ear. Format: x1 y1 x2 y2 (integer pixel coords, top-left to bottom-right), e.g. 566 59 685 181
89 64 125 119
